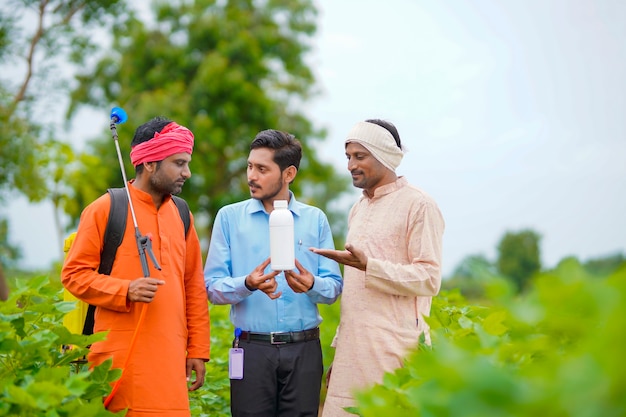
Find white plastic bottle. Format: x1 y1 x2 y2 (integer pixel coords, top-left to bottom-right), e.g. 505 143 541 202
269 200 295 270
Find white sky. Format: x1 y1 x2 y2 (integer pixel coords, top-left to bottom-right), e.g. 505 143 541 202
6 0 626 275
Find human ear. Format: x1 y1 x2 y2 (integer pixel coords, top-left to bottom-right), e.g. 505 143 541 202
143 161 157 173
283 165 297 183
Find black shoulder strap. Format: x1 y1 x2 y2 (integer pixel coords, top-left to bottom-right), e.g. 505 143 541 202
99 188 129 275
83 188 128 336
172 195 191 236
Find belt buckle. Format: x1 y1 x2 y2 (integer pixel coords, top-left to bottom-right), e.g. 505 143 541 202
270 332 287 345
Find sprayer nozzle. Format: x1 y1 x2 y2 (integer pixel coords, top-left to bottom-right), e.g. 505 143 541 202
110 107 128 124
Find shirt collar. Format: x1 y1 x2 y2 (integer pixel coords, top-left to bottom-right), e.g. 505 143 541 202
362 176 408 200
128 180 172 206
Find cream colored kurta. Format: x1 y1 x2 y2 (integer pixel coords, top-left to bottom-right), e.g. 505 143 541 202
322 177 444 417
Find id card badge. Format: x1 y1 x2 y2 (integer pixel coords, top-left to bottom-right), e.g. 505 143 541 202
229 348 244 379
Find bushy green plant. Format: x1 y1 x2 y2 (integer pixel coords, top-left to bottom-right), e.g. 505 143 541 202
189 303 232 417
350 259 626 416
0 275 234 416
0 275 122 416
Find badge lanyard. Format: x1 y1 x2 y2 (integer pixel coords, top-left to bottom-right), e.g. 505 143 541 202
229 327 244 379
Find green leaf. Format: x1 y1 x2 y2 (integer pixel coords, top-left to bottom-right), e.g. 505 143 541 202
55 300 80 314
482 311 508 336
457 315 473 329
65 373 91 397
11 316 26 338
27 380 69 409
4 384 37 407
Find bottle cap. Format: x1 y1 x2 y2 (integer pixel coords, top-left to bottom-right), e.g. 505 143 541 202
273 200 288 209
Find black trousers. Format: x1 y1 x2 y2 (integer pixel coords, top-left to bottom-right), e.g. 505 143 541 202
230 338 323 417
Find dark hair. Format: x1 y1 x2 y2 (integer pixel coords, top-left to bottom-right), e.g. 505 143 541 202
131 116 172 174
131 116 173 147
250 129 302 171
365 119 402 149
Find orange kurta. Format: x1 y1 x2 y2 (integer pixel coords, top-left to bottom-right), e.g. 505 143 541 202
62 184 210 416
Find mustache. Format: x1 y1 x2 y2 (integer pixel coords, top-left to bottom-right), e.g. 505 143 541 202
248 181 260 188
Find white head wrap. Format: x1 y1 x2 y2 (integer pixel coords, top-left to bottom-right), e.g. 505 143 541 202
345 121 404 171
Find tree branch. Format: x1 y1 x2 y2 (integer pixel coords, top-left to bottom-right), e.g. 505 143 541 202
10 0 49 115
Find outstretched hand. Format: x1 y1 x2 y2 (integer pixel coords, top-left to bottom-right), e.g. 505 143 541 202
245 258 281 299
309 243 368 271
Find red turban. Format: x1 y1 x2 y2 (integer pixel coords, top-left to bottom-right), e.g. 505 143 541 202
130 122 194 167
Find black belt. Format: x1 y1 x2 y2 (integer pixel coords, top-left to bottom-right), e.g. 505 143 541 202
239 328 320 345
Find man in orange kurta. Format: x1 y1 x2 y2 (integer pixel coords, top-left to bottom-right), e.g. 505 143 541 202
62 117 210 416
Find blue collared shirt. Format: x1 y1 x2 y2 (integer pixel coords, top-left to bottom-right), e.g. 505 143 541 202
204 193 343 333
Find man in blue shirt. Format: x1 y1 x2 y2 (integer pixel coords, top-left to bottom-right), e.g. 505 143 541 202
205 129 343 417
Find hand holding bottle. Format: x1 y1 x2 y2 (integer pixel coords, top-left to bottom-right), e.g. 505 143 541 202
245 257 281 299
284 259 314 293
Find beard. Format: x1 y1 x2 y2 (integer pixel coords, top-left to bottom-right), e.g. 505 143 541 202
350 170 368 189
150 170 184 196
248 177 283 202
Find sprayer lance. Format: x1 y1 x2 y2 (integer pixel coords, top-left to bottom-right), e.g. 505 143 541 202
109 107 161 277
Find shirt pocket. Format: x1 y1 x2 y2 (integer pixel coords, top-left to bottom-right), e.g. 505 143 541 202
295 238 322 273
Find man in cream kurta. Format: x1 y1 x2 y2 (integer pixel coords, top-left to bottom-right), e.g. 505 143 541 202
312 119 444 417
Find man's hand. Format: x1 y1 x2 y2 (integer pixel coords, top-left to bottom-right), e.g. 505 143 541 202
309 243 368 271
245 258 282 299
284 259 314 293
186 358 206 391
127 277 165 303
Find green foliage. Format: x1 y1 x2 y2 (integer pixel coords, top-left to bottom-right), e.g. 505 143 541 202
8 257 626 416
0 217 21 267
0 0 129 199
350 259 626 417
581 251 625 277
0 275 123 416
442 254 505 301
66 0 350 240
0 273 257 416
0 93 47 202
497 229 542 292
189 304 232 416
47 140 113 235
0 0 132 257
318 301 341 402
